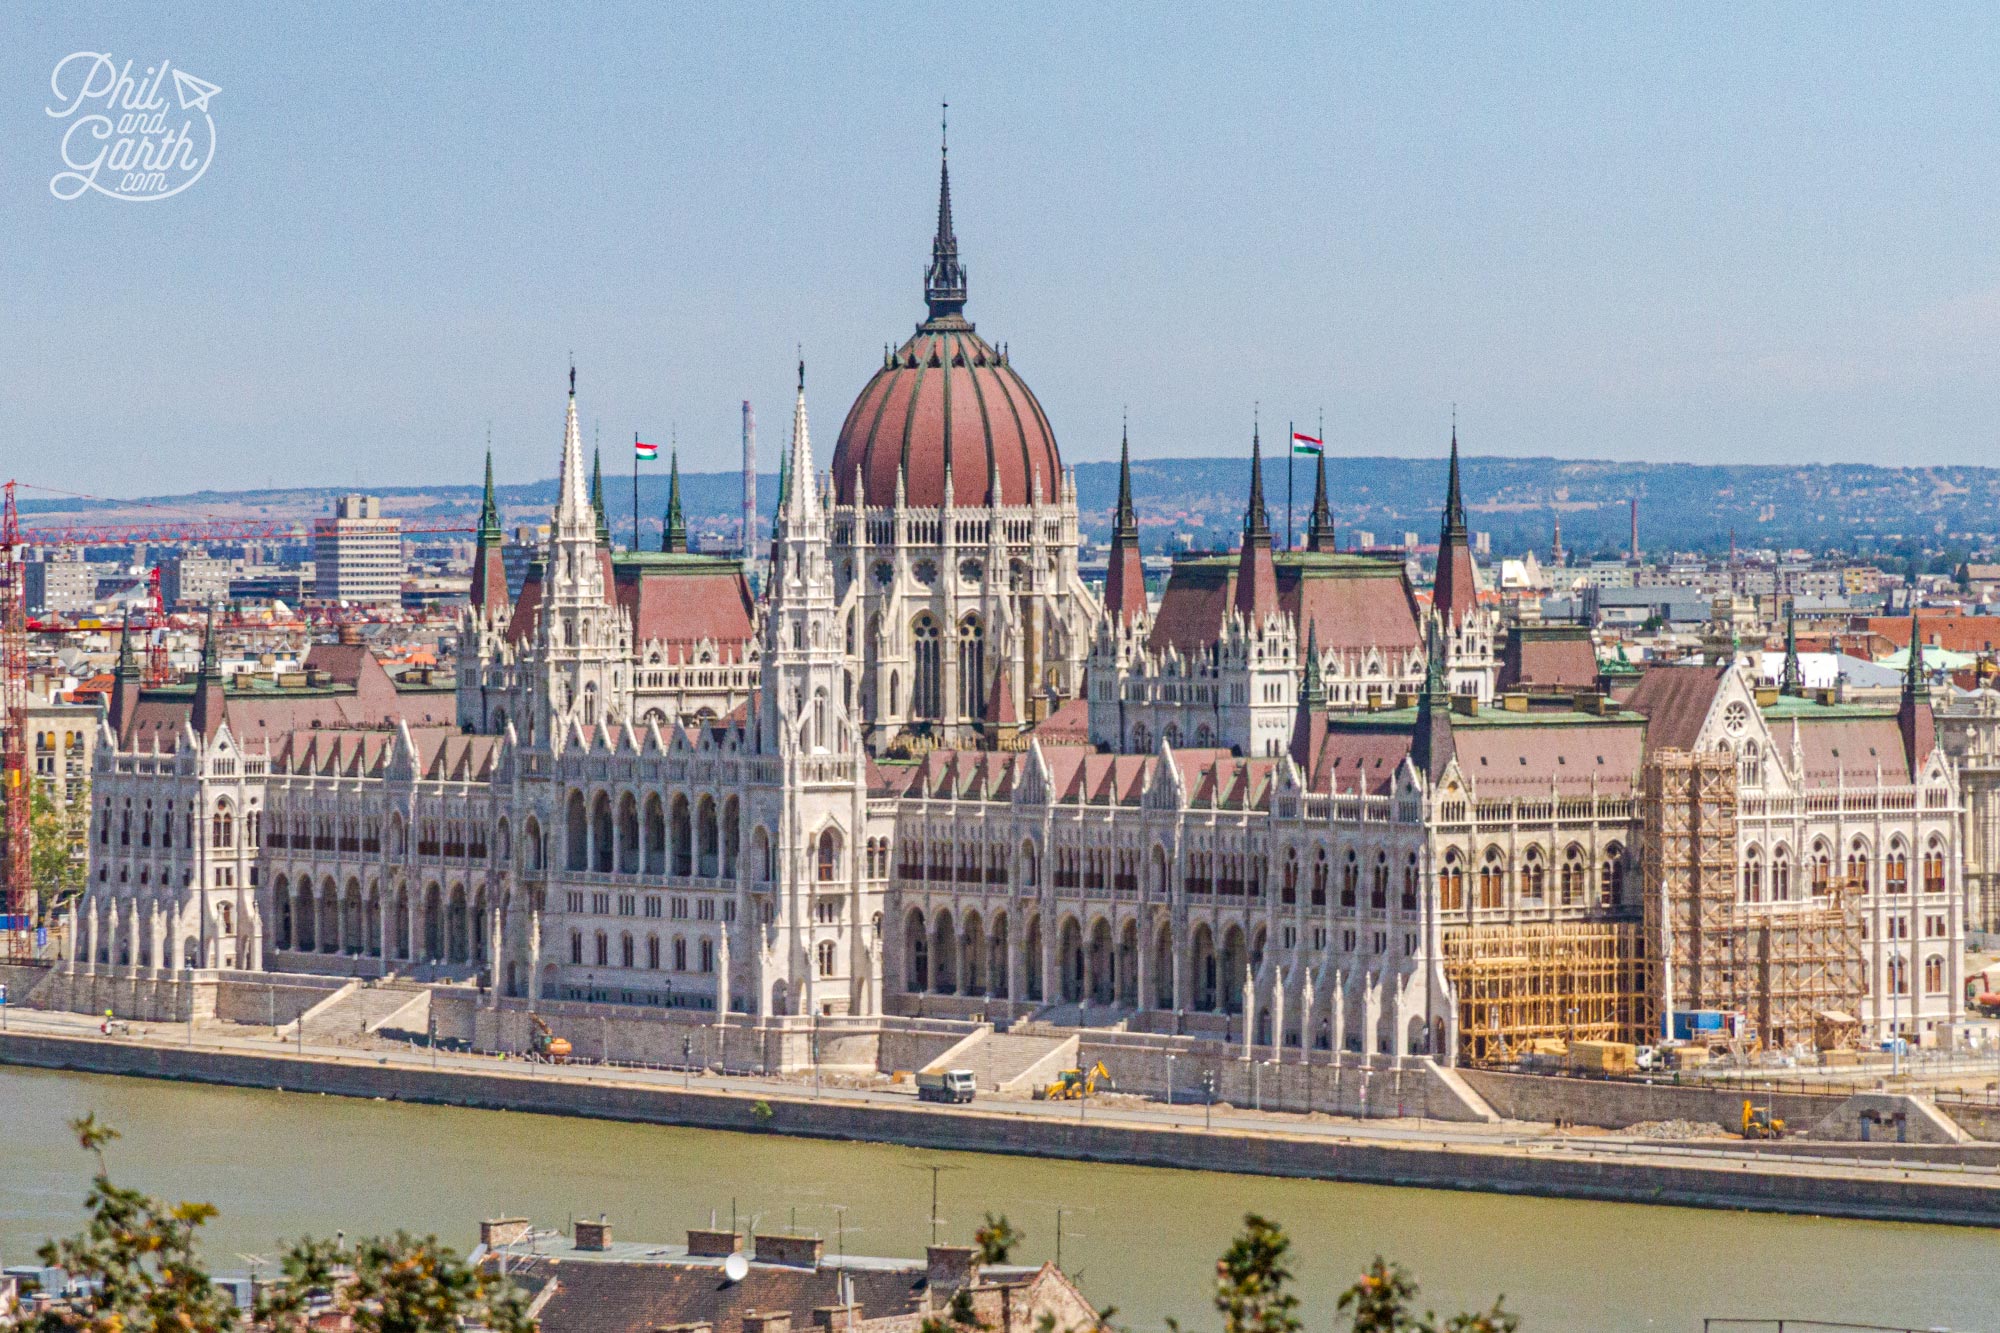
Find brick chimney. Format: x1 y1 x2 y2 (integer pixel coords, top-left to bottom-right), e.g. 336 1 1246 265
743 1313 793 1333
926 1245 980 1293
686 1229 741 1257
753 1234 823 1270
574 1216 611 1252
480 1218 531 1249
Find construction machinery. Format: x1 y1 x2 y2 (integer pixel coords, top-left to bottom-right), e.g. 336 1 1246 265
1037 1061 1113 1101
1741 1100 1787 1140
529 1013 572 1061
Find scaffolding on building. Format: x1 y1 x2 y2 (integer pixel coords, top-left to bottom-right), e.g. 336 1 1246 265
1642 748 1865 1052
1444 920 1645 1065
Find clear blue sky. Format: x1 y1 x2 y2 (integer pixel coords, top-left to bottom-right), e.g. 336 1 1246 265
4 4 1998 498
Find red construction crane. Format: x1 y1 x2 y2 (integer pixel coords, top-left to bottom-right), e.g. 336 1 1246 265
2 480 30 929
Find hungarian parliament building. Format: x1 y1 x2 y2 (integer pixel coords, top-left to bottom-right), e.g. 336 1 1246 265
69 147 1968 1072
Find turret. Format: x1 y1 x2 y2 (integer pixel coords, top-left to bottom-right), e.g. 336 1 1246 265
1232 424 1278 623
1304 450 1337 553
1899 607 1934 777
110 608 142 738
1104 418 1147 626
191 610 225 741
662 451 688 554
469 450 510 617
1432 422 1479 628
1411 613 1456 785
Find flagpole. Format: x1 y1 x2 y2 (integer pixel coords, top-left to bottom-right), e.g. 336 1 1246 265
1286 420 1294 553
633 432 640 551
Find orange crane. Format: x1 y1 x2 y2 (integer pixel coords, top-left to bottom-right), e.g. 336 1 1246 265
2 482 30 934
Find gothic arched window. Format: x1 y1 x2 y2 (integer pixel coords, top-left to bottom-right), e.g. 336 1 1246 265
912 614 941 719
957 615 985 720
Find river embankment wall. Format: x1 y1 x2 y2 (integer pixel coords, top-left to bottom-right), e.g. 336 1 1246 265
2 1030 1997 1229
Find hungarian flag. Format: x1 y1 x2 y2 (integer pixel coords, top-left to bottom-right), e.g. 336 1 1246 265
1292 431 1323 456
635 440 659 460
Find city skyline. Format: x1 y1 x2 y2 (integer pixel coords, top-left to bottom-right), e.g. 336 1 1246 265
5 6 2000 495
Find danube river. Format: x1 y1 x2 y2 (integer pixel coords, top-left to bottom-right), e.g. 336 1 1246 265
0 1066 1993 1330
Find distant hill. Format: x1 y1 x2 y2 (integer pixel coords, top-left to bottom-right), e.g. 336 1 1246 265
22 456 1995 562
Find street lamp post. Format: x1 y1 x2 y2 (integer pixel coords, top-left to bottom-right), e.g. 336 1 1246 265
1165 1053 1176 1115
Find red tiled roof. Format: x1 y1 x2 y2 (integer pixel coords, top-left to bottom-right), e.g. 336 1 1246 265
1865 615 2000 655
1622 664 1730 750
1149 556 1421 659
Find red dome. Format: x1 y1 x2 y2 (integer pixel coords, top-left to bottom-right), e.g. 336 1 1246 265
832 320 1061 508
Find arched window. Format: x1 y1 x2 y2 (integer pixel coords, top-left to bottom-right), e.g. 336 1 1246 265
1923 840 1947 895
647 934 660 970
817 828 841 882
1440 852 1465 912
912 614 942 719
569 930 582 964
1520 847 1546 902
1402 853 1419 911
1560 845 1586 905
1281 850 1299 905
1846 840 1871 893
1924 954 1945 994
1811 842 1831 897
699 939 714 973
957 615 985 720
1600 844 1626 907
817 940 836 977
1743 845 1764 904
674 936 688 971
211 801 234 849
1885 844 1909 895
1340 851 1359 908
1887 953 1908 995
1370 852 1389 910
1478 848 1506 910
620 933 635 968
1772 845 1792 901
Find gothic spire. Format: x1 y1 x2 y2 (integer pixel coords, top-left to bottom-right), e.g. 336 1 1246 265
1780 605 1803 695
783 358 818 523
477 449 500 543
1242 421 1271 546
1905 607 1929 705
923 107 968 323
1300 621 1323 706
1305 449 1336 553
555 365 592 531
590 445 610 547
662 451 687 553
1113 414 1137 537
1442 415 1467 541
1411 612 1457 784
116 607 138 677
1233 420 1278 621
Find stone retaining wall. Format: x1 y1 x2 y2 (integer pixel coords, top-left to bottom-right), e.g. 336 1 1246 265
6 1031 1994 1228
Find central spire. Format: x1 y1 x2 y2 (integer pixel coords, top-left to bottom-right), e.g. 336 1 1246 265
923 105 968 324
477 450 500 543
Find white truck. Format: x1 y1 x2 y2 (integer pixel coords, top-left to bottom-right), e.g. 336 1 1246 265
916 1068 977 1104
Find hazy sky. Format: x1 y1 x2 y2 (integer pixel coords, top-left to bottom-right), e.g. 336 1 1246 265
4 5 1999 499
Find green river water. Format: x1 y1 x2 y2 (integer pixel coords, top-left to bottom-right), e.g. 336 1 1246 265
0 1066 1993 1331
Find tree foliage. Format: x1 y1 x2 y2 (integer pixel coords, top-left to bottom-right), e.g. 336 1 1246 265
29 779 88 910
1337 1256 1518 1333
31 1113 241 1332
974 1213 1022 1265
33 1116 536 1333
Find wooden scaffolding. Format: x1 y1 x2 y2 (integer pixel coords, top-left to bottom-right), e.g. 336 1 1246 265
1641 748 1864 1051
1444 921 1645 1065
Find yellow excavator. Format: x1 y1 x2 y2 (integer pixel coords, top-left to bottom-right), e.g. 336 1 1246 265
530 1013 572 1061
1741 1100 1786 1140
1039 1061 1114 1101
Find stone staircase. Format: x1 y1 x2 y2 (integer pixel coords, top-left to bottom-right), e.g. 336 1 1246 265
293 981 432 1046
928 1029 1081 1093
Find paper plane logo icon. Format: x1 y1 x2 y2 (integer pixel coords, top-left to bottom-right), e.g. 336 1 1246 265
172 68 220 112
